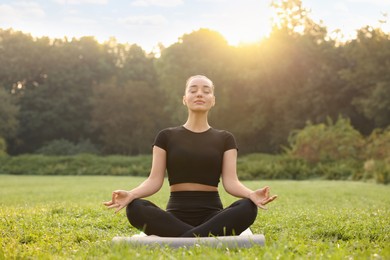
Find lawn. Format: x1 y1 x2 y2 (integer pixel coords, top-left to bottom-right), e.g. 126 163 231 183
0 175 389 259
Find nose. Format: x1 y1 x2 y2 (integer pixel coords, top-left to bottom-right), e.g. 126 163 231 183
196 91 203 97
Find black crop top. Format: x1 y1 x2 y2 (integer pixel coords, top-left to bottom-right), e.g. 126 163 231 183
153 126 238 187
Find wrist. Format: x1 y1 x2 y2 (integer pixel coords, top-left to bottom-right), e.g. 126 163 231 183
127 191 137 200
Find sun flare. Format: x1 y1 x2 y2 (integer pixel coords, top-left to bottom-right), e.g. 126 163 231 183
213 4 273 46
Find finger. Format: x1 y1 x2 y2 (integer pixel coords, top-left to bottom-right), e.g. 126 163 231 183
265 187 270 197
262 195 278 205
257 203 267 210
103 201 113 206
111 192 118 201
268 195 277 202
107 204 119 209
259 186 269 196
262 186 269 191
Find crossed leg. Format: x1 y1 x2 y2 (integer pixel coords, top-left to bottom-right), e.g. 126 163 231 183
126 198 258 237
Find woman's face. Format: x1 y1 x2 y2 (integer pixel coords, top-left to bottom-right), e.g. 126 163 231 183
183 77 215 112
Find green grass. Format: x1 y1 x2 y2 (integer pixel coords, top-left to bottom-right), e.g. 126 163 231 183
0 175 389 259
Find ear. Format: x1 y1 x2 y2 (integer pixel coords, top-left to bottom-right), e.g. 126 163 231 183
212 96 216 106
183 96 186 106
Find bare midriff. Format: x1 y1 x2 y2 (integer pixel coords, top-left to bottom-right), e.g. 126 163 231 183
170 183 218 192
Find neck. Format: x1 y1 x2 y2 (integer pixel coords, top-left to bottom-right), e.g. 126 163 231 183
183 112 210 132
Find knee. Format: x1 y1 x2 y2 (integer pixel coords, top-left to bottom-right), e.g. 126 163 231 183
126 198 143 211
241 198 258 220
126 199 144 222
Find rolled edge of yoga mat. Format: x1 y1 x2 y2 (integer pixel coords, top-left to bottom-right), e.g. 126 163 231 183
112 234 265 248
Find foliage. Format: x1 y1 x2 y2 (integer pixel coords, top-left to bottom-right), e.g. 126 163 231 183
90 78 163 155
361 128 390 184
35 139 100 156
237 153 311 180
0 176 389 259
0 154 151 176
364 127 390 160
271 0 327 39
1 0 390 155
0 137 7 156
0 87 19 140
340 27 390 129
313 160 363 181
237 153 365 181
363 159 390 185
0 150 382 183
287 116 365 163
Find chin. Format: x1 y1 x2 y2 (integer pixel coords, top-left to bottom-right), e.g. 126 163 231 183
190 108 210 113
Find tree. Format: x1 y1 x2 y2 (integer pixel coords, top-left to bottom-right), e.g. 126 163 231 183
0 137 6 156
117 44 158 86
10 36 116 153
89 43 163 154
91 79 162 155
0 29 49 94
340 27 390 130
0 87 19 140
247 0 347 151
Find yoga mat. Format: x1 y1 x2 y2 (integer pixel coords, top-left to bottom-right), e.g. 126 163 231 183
112 234 265 248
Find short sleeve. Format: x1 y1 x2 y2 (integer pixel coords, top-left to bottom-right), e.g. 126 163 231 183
224 131 238 151
153 129 168 151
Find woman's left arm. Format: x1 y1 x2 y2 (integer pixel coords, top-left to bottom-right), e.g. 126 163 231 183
221 149 277 209
221 149 253 198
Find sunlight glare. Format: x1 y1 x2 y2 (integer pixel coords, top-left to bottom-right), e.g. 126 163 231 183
217 6 273 46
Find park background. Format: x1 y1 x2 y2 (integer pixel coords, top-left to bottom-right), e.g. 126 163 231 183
0 0 389 183
0 0 389 259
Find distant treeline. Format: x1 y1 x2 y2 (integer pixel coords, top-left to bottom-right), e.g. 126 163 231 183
0 1 389 155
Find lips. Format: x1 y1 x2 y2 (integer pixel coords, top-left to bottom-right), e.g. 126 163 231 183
194 100 205 104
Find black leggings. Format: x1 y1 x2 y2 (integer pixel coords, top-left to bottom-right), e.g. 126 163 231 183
126 191 258 237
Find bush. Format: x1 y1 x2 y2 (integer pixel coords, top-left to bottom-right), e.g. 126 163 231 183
286 116 365 164
363 159 390 184
364 127 390 160
35 139 100 156
312 160 363 180
0 152 384 183
237 153 311 180
237 153 363 181
0 154 151 176
361 127 390 184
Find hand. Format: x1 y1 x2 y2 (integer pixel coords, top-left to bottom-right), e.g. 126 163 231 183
249 186 277 210
103 190 134 213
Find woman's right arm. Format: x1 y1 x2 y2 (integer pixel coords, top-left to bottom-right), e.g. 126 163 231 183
103 146 166 213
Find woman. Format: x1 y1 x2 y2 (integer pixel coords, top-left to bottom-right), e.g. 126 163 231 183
104 75 277 237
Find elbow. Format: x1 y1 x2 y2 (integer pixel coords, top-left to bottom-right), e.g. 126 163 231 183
222 178 242 196
151 179 164 194
222 181 235 196
152 182 163 193
144 176 164 194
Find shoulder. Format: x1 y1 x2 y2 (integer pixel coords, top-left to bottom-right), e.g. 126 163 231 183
210 128 235 138
157 126 183 135
210 128 238 150
156 126 184 138
153 126 183 149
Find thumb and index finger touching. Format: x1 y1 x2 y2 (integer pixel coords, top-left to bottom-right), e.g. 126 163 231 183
256 186 278 209
103 190 128 213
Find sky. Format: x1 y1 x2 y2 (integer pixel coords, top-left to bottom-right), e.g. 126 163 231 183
0 0 389 52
